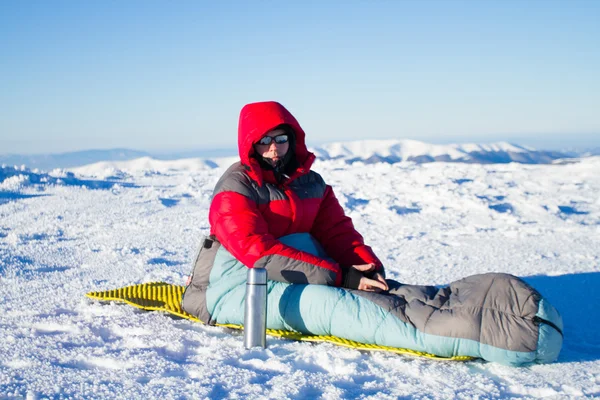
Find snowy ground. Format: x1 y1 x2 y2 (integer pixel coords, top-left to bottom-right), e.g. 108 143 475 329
1 156 599 399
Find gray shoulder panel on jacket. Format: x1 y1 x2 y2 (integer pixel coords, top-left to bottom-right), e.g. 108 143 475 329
212 163 260 203
213 164 326 204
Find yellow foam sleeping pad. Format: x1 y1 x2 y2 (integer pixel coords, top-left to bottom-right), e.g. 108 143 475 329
86 281 473 361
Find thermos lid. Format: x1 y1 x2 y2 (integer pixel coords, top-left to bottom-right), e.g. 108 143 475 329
247 267 268 284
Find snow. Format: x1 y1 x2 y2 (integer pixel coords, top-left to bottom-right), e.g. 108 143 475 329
312 139 532 161
70 156 240 179
1 154 600 399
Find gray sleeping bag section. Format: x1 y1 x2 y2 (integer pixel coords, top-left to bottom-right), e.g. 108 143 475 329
355 274 563 364
364 276 543 354
182 233 563 366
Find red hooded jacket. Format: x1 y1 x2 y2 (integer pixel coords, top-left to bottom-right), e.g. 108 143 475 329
209 101 383 286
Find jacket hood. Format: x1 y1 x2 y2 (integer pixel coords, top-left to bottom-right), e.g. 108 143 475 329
238 101 315 185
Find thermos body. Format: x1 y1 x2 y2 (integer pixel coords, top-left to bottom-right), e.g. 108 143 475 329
244 267 268 349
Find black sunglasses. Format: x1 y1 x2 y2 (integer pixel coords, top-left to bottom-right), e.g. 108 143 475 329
257 134 289 146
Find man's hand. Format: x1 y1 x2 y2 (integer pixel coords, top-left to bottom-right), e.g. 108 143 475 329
371 272 388 290
358 275 388 292
352 263 389 292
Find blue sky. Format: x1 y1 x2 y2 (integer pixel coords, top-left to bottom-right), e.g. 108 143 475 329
1 1 599 154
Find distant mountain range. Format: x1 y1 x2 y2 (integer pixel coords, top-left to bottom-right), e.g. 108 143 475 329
0 148 237 171
312 140 574 165
564 147 600 157
0 149 151 171
1 141 596 171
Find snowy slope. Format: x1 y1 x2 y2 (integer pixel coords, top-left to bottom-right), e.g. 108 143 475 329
1 139 574 172
312 139 525 159
1 156 600 398
0 149 153 171
311 139 567 164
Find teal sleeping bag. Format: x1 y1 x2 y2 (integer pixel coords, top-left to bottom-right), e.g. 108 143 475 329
182 233 563 366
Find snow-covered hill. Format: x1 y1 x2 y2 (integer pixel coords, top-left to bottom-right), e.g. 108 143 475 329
0 148 152 171
312 139 569 164
0 148 238 171
1 156 600 398
574 147 600 157
0 139 580 172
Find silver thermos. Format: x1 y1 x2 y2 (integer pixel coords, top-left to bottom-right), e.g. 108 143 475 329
244 267 267 349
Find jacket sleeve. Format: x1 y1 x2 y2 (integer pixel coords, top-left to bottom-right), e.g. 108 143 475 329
309 185 384 275
210 190 343 286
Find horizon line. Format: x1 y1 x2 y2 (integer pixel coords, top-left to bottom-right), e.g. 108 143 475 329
3 135 600 157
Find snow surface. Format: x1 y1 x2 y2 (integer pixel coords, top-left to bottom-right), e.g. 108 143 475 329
1 155 600 399
0 139 568 173
312 139 532 161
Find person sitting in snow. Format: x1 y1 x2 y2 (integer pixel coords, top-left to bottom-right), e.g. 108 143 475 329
187 101 388 293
